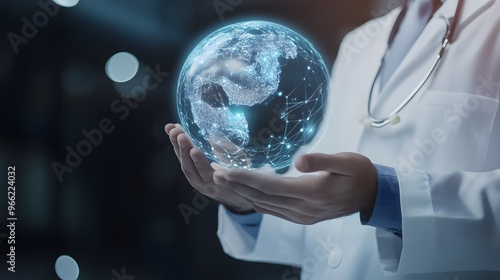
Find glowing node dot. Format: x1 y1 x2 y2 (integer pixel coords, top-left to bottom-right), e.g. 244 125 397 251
55 255 79 280
53 0 79 7
105 52 139 83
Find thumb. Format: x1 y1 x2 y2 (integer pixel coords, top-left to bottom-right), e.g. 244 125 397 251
295 153 357 175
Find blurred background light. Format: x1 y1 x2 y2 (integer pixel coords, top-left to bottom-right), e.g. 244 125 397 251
105 52 139 83
53 0 80 8
112 62 148 98
55 255 80 280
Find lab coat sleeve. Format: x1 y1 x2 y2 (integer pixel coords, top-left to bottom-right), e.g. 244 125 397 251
375 168 500 275
217 205 306 267
225 209 263 239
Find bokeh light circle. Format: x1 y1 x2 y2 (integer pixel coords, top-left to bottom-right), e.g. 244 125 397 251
53 0 80 8
105 52 139 83
55 255 80 280
177 21 329 170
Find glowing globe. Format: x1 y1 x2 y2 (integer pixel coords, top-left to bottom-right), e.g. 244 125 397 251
177 21 329 170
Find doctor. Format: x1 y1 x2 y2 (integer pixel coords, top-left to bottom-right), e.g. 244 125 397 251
166 0 500 279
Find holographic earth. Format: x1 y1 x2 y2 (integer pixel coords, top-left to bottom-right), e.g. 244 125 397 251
177 21 329 170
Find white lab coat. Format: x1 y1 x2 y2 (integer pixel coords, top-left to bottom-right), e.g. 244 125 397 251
217 0 500 279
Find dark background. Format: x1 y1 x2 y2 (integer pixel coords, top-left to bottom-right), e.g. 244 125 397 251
0 0 396 279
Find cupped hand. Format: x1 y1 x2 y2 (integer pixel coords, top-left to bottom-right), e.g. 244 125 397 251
165 123 254 213
213 152 378 225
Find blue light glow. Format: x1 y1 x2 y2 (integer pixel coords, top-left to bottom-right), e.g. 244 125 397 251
177 21 329 170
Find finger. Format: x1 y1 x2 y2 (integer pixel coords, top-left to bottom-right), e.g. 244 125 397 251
214 170 305 202
178 133 206 188
165 123 180 158
254 164 276 175
168 126 185 158
211 162 227 171
218 168 312 199
252 202 318 225
174 123 183 129
190 148 215 183
215 173 316 218
295 153 355 175
252 204 293 222
251 203 316 225
165 123 177 135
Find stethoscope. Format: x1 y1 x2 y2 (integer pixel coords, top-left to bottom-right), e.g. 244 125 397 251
361 0 465 128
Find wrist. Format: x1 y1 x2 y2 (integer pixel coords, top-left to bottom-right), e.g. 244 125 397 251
360 163 378 217
360 164 402 237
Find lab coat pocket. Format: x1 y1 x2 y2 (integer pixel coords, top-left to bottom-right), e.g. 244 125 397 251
406 90 499 172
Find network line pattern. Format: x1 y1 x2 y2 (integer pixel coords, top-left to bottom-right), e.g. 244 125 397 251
177 21 329 170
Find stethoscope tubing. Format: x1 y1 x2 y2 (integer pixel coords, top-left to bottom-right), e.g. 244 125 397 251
363 0 464 128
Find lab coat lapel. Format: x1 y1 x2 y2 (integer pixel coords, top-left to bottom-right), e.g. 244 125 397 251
371 0 494 118
370 10 449 117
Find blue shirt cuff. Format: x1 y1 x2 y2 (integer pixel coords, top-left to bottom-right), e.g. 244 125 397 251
225 208 263 239
360 164 402 238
